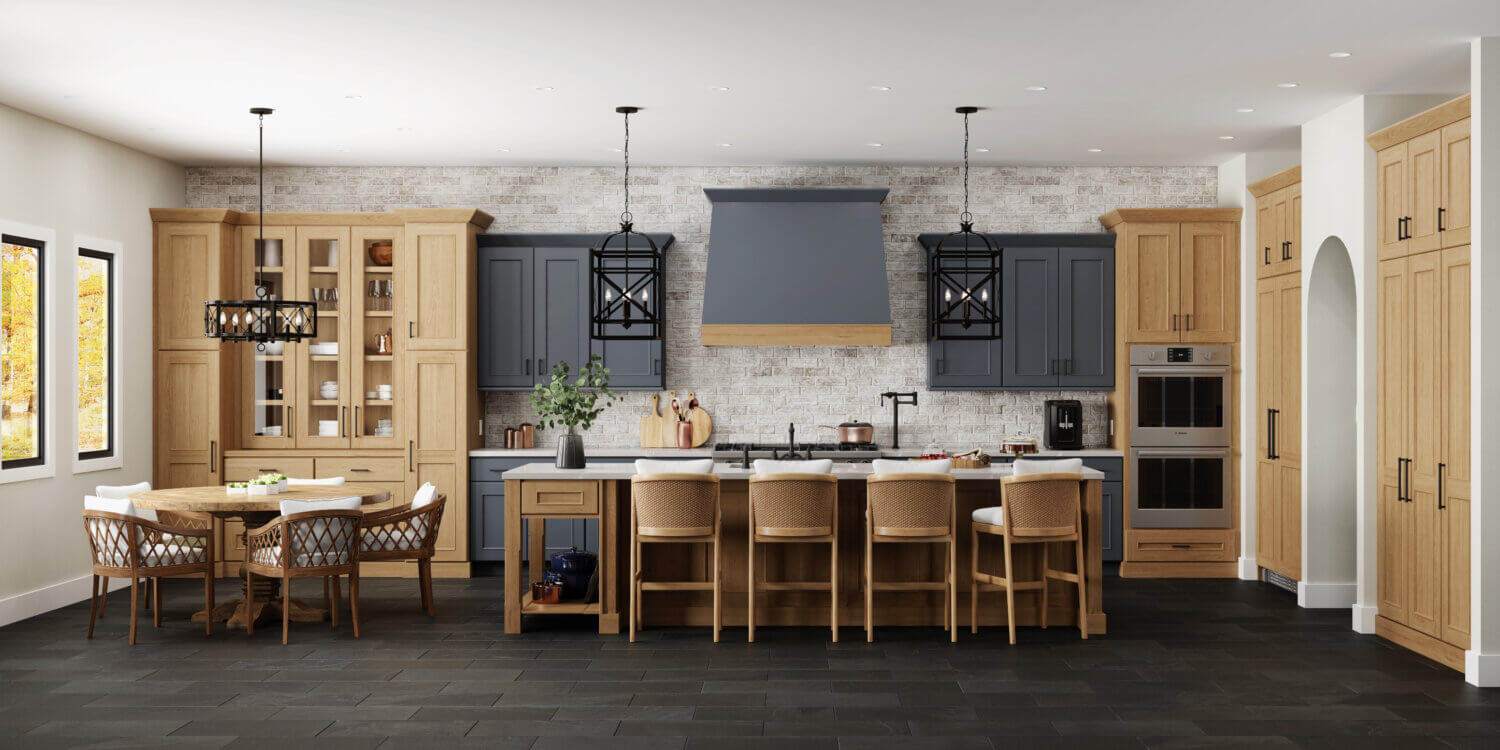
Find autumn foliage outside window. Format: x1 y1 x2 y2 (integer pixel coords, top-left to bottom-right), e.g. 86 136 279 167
78 249 112 459
2 235 44 467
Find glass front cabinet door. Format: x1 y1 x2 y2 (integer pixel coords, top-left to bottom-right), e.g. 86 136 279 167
294 226 353 448
351 226 402 449
238 225 298 449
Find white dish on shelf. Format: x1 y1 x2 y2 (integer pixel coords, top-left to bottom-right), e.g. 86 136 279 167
309 343 339 356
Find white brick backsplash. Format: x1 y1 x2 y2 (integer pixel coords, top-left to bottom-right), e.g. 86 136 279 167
187 164 1215 451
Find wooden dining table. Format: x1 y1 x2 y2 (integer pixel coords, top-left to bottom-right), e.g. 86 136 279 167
131 484 392 630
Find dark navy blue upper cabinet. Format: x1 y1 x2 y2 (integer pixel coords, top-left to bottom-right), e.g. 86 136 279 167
477 248 533 389
1058 247 1115 388
1002 248 1061 388
918 233 1115 391
477 234 672 391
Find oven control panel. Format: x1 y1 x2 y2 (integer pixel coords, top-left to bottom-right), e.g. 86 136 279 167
1129 344 1231 365
1167 347 1194 362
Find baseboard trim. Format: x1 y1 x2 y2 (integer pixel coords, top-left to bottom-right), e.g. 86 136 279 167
1297 581 1356 609
1351 603 1378 634
1466 651 1500 687
0 573 130 628
1237 556 1258 580
1375 615 1465 673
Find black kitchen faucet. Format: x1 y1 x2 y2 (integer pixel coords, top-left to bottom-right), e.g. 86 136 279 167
880 391 918 450
772 422 808 460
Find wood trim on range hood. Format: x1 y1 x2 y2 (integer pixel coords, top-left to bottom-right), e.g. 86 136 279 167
700 323 892 347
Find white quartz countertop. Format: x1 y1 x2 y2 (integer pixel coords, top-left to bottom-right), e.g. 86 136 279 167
471 447 1121 459
499 462 1105 481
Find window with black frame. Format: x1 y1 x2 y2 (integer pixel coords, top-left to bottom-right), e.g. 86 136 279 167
2 234 45 468
78 248 113 460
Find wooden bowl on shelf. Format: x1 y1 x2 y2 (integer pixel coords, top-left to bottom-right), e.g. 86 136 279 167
367 240 394 266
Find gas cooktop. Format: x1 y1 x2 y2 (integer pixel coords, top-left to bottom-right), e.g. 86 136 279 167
711 442 880 462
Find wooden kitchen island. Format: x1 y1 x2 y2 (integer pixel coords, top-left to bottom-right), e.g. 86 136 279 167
501 463 1106 637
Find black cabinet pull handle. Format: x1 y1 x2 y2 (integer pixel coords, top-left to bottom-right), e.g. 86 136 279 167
350 468 371 472
354 405 360 438
1282 241 1290 260
538 358 545 375
1397 217 1405 240
1171 544 1192 549
525 359 531 376
1438 462 1446 509
1396 457 1404 502
1267 409 1274 459
1269 409 1277 460
210 440 216 471
409 440 415 473
1185 314 1191 331
1172 314 1177 332
1438 207 1446 232
341 406 347 438
1265 247 1271 265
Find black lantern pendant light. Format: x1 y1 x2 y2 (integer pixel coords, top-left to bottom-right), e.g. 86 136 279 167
590 106 663 341
204 107 317 348
928 106 1001 340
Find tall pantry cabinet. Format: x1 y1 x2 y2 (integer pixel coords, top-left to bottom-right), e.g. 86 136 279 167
1249 166 1302 582
151 208 491 578
1369 95 1471 672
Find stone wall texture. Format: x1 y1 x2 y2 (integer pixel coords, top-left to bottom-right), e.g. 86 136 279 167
186 164 1217 450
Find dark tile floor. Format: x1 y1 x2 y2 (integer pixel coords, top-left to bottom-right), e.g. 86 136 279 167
2 570 1496 749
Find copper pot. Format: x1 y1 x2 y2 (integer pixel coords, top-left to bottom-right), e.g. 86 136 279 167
820 419 874 444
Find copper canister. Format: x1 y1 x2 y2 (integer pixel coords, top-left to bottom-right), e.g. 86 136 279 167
518 423 535 449
504 427 518 449
676 421 694 449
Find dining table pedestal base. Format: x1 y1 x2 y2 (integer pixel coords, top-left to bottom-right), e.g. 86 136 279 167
190 579 331 630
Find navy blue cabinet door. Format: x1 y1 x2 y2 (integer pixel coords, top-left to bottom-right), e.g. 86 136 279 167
928 339 1001 389
1102 480 1123 562
590 337 663 390
477 248 534 388
470 481 507 562
533 248 591 382
1002 248 1060 388
1058 247 1115 388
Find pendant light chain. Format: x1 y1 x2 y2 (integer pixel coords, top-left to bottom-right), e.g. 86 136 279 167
620 109 632 226
961 109 971 226
256 110 266 298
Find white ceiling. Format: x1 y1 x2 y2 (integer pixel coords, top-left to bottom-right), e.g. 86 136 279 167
6 0 1498 167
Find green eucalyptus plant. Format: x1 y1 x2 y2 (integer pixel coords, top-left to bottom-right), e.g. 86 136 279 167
529 355 618 435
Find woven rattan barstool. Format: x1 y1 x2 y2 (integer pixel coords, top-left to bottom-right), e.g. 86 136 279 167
747 473 840 642
629 473 722 643
864 472 958 643
971 472 1088 644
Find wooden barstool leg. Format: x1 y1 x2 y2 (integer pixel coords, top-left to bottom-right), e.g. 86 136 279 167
1001 535 1017 646
628 534 638 643
864 533 874 643
712 535 722 644
746 533 756 643
128 577 140 646
942 545 950 633
830 531 839 643
949 538 957 644
1074 536 1088 639
87 574 100 639
1040 542 1050 630
970 527 979 635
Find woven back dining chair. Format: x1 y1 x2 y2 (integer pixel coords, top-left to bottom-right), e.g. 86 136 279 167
244 497 362 644
82 497 215 645
360 483 446 616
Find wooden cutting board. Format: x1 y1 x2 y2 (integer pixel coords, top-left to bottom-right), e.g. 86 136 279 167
686 391 712 447
639 394 663 448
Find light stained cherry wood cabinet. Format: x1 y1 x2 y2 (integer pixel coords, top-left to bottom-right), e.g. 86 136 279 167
403 222 476 351
1101 209 1240 344
1370 96 1470 262
1254 272 1300 581
153 217 237 350
1374 244 1471 671
1250 167 1301 280
153 350 227 489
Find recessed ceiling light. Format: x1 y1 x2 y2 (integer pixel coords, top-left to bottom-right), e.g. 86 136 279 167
343 95 362 101
1086 148 1103 153
1218 135 1236 140
711 86 730 92
1329 51 1351 58
608 147 622 152
337 146 350 152
395 127 408 132
718 143 733 147
869 85 892 91
535 86 555 92
974 148 990 153
1276 82 1299 88
867 142 883 147
1025 85 1048 92
496 147 510 152
1236 107 1255 113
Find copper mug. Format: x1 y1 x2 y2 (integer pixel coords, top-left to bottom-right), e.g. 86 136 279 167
676 421 694 449
504 427 518 449
518 423 535 449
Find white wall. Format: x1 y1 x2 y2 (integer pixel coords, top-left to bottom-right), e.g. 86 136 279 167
0 104 182 625
1303 238 1358 605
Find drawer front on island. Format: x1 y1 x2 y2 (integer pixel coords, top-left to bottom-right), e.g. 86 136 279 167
521 479 600 515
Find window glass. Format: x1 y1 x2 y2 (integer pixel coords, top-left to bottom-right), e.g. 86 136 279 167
2 234 44 467
78 249 112 459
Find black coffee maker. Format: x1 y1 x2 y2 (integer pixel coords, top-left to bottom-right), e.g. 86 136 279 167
1044 399 1084 450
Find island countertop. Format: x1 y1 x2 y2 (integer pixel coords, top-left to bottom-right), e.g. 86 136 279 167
500 462 1107 481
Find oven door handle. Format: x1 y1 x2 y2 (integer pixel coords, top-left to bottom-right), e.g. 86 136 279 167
1132 365 1231 378
1131 447 1231 459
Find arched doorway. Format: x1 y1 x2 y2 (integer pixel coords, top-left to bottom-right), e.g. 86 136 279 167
1301 236 1358 607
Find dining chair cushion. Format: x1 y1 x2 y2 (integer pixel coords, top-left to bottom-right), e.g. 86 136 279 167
1013 458 1084 476
91 483 157 522
287 476 346 485
752 459 833 475
635 459 715 475
412 482 438 509
971 506 1006 526
260 497 363 567
83 496 199 567
871 458 952 475
361 483 439 554
84 495 142 518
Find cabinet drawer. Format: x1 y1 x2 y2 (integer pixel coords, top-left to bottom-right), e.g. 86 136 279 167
317 457 406 483
225 457 315 482
520 480 599 516
1131 528 1236 562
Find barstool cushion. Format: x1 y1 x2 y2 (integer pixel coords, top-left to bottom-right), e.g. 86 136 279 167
971 506 1006 526
752 458 832 474
871 458 951 475
1013 457 1083 476
635 459 715 475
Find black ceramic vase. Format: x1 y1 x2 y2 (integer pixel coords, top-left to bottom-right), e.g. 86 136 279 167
556 431 586 469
